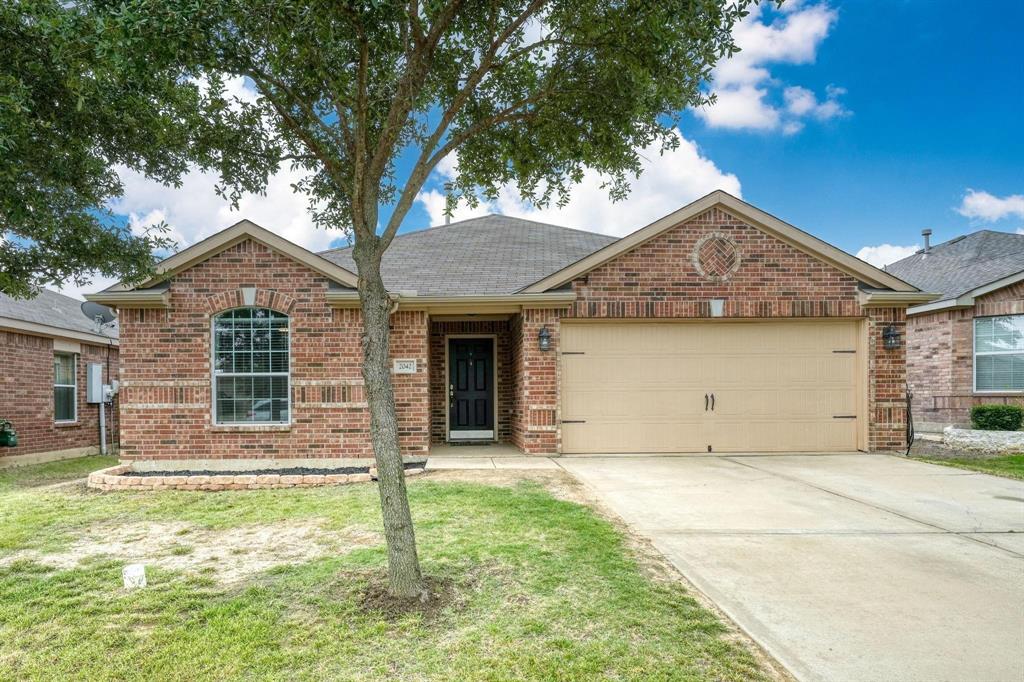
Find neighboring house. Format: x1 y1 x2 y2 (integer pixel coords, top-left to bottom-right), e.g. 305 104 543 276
0 289 119 465
886 230 1024 431
87 191 931 471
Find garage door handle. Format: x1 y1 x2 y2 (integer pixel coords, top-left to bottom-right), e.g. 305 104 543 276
710 393 715 411
705 394 709 411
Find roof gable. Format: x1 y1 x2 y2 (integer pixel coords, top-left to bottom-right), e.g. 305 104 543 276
87 220 359 306
522 191 919 294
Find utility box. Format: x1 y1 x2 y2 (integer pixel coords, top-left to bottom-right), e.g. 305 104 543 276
86 363 104 404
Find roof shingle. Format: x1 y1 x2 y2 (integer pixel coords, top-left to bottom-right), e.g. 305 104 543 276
319 214 617 296
0 288 118 339
885 230 1024 302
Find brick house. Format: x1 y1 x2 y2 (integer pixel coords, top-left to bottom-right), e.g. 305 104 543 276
0 289 119 465
886 230 1024 431
87 191 931 471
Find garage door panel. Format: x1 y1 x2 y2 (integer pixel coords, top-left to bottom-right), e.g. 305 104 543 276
563 388 706 420
561 322 860 454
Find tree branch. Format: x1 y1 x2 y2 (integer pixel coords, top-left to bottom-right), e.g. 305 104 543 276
378 88 552 249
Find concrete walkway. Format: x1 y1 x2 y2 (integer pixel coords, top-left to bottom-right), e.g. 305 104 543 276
559 454 1024 682
426 454 560 470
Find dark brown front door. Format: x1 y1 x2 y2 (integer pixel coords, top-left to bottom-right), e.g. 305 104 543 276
448 338 494 439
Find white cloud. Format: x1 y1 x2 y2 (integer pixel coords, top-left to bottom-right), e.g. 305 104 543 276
111 163 335 254
856 243 919 268
697 3 849 134
416 130 741 237
957 189 1024 222
54 274 120 301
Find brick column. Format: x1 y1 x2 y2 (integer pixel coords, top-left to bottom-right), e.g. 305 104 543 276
866 307 908 451
511 309 561 454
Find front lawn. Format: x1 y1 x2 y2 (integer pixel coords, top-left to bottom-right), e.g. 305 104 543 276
913 454 1024 480
0 459 777 681
0 455 119 491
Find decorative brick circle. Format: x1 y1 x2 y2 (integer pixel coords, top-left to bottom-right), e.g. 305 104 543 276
691 231 741 282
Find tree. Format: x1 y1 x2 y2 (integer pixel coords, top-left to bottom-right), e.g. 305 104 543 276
0 0 285 297
84 0 750 598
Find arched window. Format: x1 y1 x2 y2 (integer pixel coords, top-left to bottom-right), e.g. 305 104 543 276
213 308 290 424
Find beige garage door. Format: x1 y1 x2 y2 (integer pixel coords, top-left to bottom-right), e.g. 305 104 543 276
561 321 861 453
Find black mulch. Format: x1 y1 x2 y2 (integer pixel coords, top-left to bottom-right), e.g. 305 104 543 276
122 460 427 478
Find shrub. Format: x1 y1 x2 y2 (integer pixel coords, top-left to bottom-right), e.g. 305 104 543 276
970 404 1023 431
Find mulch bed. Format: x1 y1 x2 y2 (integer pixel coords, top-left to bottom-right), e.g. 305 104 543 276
123 461 426 478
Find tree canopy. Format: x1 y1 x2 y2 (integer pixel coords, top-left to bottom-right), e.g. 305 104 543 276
4 0 753 597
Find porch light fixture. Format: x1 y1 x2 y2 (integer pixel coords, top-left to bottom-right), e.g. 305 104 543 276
709 298 725 318
882 325 902 350
538 325 552 351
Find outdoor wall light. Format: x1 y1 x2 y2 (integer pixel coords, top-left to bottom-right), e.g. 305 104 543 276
882 325 902 350
709 298 725 318
538 325 552 351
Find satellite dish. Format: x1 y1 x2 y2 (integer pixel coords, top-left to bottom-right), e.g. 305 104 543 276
81 301 117 326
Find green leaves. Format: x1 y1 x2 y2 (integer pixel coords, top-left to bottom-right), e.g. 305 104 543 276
2 0 751 295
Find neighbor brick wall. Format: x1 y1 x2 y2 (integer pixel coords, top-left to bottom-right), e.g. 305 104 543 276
0 330 119 459
513 206 908 453
906 281 1024 429
428 319 512 443
117 239 428 464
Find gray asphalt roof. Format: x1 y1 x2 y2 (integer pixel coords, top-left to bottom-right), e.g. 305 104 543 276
0 288 118 339
885 230 1024 302
319 214 618 296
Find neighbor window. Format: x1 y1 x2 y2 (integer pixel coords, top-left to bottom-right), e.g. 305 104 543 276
54 352 77 422
975 315 1024 392
213 308 290 424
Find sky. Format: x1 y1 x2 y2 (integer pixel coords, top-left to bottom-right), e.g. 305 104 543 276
60 0 1024 299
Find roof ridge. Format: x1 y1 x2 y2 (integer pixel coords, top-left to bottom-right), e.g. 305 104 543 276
317 213 615 256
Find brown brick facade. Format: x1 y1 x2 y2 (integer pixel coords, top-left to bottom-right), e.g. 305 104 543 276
0 330 119 460
117 239 428 465
906 281 1024 429
115 205 915 464
428 319 512 443
510 309 561 453
509 207 908 453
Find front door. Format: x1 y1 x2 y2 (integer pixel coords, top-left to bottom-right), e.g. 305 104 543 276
448 338 495 440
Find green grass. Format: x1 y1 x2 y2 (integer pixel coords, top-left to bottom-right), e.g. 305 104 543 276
914 454 1024 480
0 455 118 491
0 458 772 681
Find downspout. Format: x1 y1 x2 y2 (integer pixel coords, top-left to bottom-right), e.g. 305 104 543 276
905 382 915 456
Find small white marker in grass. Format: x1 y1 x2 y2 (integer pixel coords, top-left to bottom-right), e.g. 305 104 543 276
122 564 147 589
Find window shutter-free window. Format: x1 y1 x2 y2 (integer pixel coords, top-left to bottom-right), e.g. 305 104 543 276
54 352 77 422
213 308 290 424
975 315 1024 391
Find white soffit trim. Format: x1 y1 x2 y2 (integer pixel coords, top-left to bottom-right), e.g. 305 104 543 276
522 190 919 294
906 269 1024 316
0 317 118 346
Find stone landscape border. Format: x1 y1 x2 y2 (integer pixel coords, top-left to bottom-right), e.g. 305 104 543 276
87 463 425 492
942 427 1024 454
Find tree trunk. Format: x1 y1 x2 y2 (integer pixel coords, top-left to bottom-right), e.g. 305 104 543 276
352 239 427 599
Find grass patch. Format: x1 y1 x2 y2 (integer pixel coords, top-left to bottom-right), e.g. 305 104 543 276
914 454 1024 480
0 459 775 681
0 455 118 491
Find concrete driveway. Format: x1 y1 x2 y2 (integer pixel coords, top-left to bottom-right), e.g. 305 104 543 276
558 454 1024 682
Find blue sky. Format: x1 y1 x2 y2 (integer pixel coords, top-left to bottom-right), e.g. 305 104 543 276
64 1 1024 297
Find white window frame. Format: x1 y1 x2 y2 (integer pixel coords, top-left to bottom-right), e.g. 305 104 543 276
973 314 1024 394
211 308 291 425
54 352 78 423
